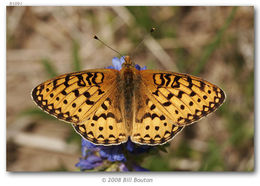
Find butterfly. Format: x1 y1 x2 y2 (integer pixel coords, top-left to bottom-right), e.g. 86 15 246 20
31 56 225 146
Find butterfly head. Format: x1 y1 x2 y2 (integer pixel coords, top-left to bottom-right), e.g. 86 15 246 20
122 56 135 68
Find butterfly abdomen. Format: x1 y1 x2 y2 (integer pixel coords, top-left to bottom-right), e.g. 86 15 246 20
120 67 140 131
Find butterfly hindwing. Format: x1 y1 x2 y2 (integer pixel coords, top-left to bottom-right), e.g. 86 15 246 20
73 89 128 145
131 83 184 145
140 70 225 126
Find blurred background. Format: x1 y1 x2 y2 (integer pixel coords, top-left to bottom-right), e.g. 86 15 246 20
6 6 254 171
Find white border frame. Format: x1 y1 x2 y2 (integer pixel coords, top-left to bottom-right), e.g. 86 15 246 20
1 1 258 185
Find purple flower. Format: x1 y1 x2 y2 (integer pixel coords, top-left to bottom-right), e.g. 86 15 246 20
76 139 150 171
106 56 147 71
99 144 126 162
126 140 151 154
135 64 147 71
76 138 152 170
75 155 103 171
75 139 103 170
76 56 150 171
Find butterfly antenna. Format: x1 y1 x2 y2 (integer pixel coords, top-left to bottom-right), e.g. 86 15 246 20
130 27 156 58
94 35 123 57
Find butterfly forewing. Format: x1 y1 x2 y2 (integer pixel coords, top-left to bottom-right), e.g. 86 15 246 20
140 70 225 126
32 69 119 124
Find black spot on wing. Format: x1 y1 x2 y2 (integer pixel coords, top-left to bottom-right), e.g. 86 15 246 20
73 89 79 97
186 76 193 89
64 75 70 87
190 91 196 97
164 74 171 86
150 104 156 110
53 79 58 89
107 112 115 118
61 90 67 95
77 75 86 86
159 115 166 120
171 76 181 88
151 113 159 119
97 134 104 139
83 91 91 98
86 99 94 105
162 101 171 106
152 90 159 96
167 93 174 100
97 89 105 95
101 103 108 110
177 90 184 98
200 81 206 91
153 73 165 86
85 72 93 85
